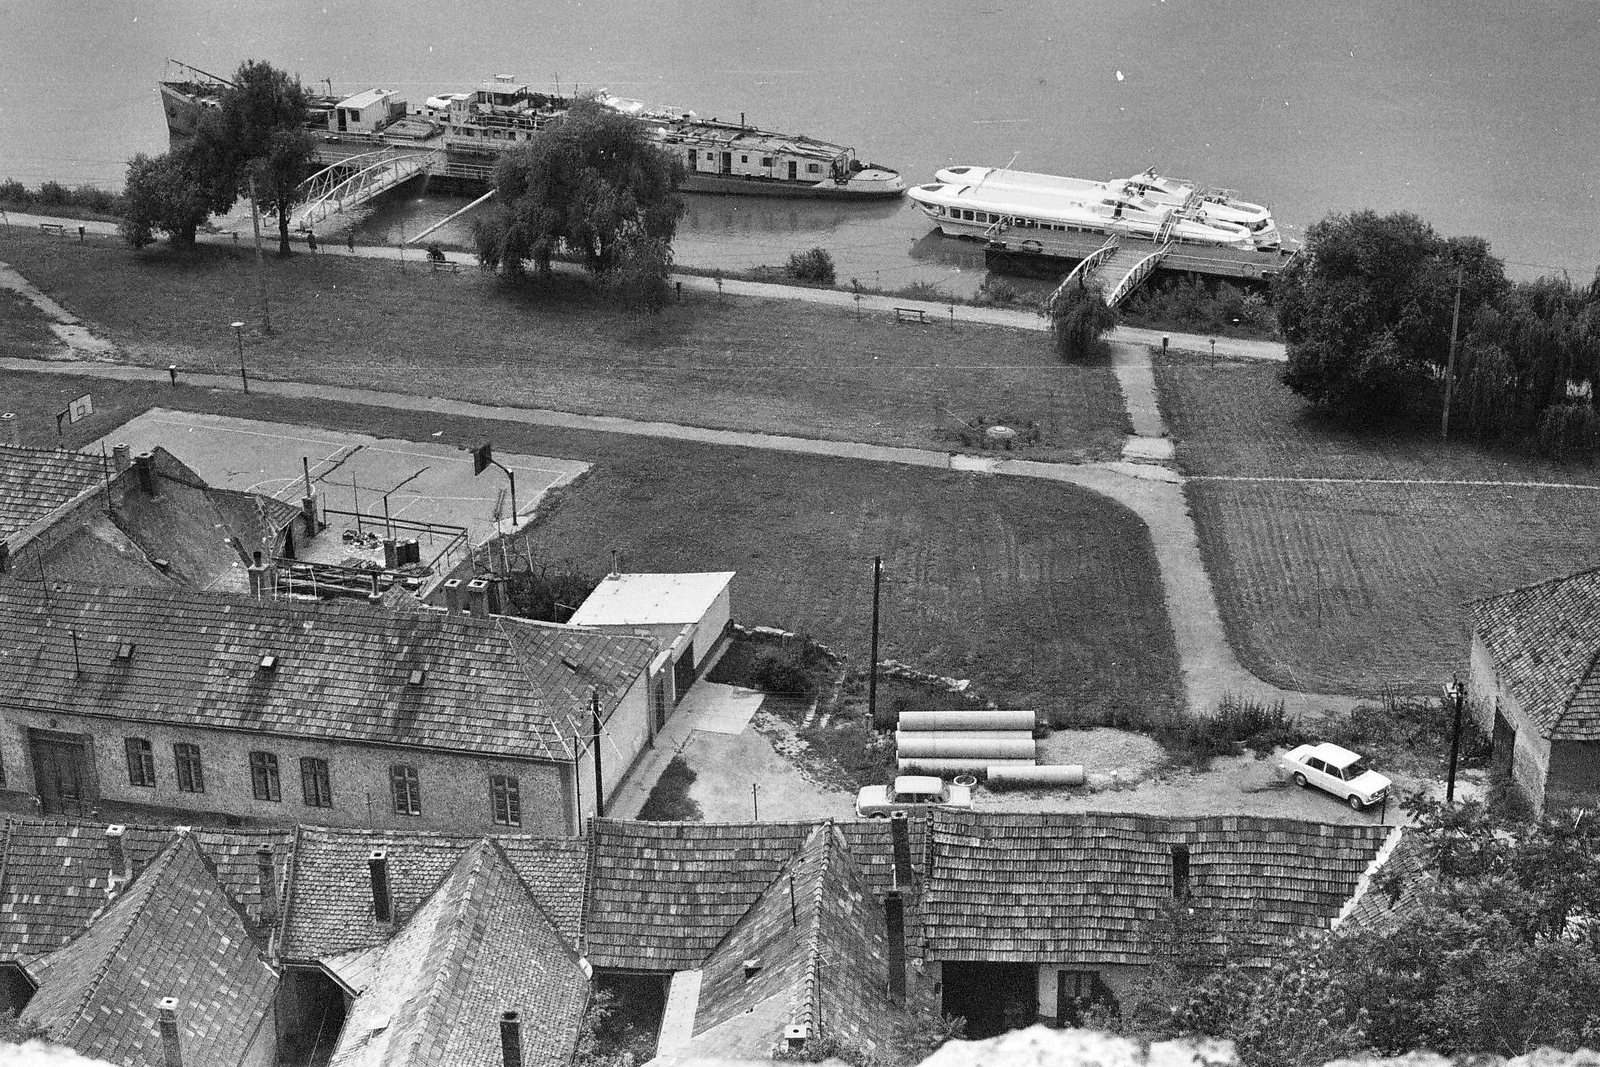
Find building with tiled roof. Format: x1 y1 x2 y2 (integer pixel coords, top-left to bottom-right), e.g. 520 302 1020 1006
0 581 658 834
1469 565 1600 814
0 444 107 547
16 832 277 1067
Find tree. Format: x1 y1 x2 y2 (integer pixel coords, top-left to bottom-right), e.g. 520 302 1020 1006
1049 282 1118 361
478 101 684 283
1277 210 1507 417
118 152 217 248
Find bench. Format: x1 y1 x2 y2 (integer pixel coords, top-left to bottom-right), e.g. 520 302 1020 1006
38 223 64 237
893 306 928 325
430 259 461 274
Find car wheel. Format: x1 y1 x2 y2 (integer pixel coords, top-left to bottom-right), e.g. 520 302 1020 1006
1292 772 1308 788
1347 793 1365 812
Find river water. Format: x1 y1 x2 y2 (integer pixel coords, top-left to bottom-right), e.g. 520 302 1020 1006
4 0 1597 293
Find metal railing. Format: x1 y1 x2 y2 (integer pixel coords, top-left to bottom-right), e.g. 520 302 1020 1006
1107 243 1174 307
290 147 442 232
320 507 468 579
1044 236 1120 313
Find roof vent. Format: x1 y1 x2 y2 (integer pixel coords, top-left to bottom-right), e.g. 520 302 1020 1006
561 656 582 673
152 557 171 573
742 956 763 978
116 641 135 660
259 655 278 671
408 668 427 686
783 1024 810 1048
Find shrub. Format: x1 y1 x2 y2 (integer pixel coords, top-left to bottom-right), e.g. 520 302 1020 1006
0 179 29 205
977 276 1021 305
1535 402 1600 462
750 645 818 696
786 246 836 283
1050 282 1117 361
36 180 69 206
637 756 703 821
72 184 119 214
897 280 943 301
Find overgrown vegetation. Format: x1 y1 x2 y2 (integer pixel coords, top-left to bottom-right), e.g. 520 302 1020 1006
786 246 836 284
1111 796 1600 1063
1278 209 1600 460
572 988 662 1067
1119 275 1277 337
637 756 703 822
771 1013 967 1067
0 178 122 219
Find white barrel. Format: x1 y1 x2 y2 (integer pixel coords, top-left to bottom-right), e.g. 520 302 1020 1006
898 710 1036 732
896 736 1037 760
897 757 1036 776
895 730 1035 743
986 764 1086 788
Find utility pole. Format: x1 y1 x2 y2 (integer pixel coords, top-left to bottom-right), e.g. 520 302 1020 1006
247 174 272 333
1441 263 1464 441
591 687 605 818
1445 678 1467 803
868 556 885 731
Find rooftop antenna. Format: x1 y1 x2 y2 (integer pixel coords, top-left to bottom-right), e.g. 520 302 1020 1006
68 629 83 676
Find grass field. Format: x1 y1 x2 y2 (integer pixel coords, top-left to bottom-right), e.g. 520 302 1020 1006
0 370 1181 722
0 231 1127 462
0 288 56 357
1156 355 1600 694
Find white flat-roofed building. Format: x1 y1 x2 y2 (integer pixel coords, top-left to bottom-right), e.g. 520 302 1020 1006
329 88 403 134
570 572 735 725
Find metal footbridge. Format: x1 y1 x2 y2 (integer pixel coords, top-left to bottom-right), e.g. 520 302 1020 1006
1044 233 1174 312
289 147 443 233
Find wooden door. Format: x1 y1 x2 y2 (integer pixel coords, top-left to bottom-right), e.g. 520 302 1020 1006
30 735 90 816
788 161 798 181
720 152 732 175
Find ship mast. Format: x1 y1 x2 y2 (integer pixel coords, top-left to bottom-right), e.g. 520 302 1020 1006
165 58 237 88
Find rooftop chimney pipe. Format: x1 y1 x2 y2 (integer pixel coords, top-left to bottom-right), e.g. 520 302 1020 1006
256 846 278 927
500 1010 524 1067
134 452 157 496
466 578 491 618
157 997 183 1067
0 412 16 448
884 889 906 1004
368 849 392 923
105 824 131 891
112 443 133 473
247 551 269 600
890 811 913 889
442 577 465 615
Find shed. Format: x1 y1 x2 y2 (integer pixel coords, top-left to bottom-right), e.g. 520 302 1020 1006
330 88 403 134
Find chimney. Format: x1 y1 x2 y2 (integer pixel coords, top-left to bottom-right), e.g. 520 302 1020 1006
247 551 268 599
368 849 392 923
609 549 620 578
368 571 384 605
500 1010 524 1067
890 811 913 889
105 824 131 890
134 452 157 496
466 578 491 618
884 889 906 1003
383 538 399 569
442 578 465 614
256 846 279 927
403 538 420 566
301 490 320 532
0 411 16 447
112 443 133 473
157 997 183 1067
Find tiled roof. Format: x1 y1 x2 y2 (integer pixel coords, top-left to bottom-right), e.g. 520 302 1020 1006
922 811 1390 968
21 833 276 1067
583 818 925 973
0 444 106 539
1470 566 1600 740
0 820 290 962
0 583 657 762
279 825 586 961
686 824 907 1062
328 839 588 1067
1335 829 1429 936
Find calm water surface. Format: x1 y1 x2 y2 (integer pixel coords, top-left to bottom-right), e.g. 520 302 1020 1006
4 0 1597 289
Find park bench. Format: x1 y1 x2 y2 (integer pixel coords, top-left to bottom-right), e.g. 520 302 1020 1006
38 223 64 237
430 258 461 275
893 306 928 325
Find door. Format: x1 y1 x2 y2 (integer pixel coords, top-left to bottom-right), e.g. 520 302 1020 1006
1492 707 1516 783
337 108 348 133
787 160 798 181
653 679 669 731
720 152 732 175
672 641 696 703
30 734 91 816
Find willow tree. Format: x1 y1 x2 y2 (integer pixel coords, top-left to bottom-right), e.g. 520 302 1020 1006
478 101 684 290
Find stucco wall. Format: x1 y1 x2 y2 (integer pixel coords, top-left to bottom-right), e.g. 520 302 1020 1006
0 707 574 835
1469 634 1552 814
1547 740 1600 809
572 670 652 819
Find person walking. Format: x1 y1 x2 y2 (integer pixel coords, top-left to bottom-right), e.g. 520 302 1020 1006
346 231 355 253
307 230 318 254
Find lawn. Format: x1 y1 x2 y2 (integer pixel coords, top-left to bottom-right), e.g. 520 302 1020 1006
1155 355 1600 694
0 231 1127 462
0 288 57 358
0 370 1181 722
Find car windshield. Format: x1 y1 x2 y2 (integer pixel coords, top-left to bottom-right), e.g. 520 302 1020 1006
1342 760 1368 778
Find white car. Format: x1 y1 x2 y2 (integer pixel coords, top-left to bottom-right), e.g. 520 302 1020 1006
1282 743 1392 811
855 775 973 819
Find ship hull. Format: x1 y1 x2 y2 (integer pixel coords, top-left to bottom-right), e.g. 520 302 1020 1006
680 171 906 199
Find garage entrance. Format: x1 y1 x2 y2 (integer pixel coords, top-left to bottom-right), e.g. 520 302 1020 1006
940 962 1036 1039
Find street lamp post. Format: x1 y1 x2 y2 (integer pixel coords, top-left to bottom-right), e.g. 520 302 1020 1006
231 321 248 394
1445 678 1467 803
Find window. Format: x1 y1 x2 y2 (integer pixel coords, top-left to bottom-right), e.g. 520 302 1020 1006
249 751 281 802
490 775 521 826
300 757 333 808
761 156 773 167
391 765 422 816
125 738 155 788
174 743 204 793
807 163 821 174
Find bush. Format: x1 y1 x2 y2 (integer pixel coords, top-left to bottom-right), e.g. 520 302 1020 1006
73 184 119 214
977 276 1021 305
1050 282 1117 362
36 180 69 206
1535 402 1600 462
637 756 703 821
750 645 819 696
786 246 836 283
897 280 943 301
0 179 29 205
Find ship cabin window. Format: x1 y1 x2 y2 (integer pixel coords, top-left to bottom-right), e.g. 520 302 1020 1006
807 163 821 174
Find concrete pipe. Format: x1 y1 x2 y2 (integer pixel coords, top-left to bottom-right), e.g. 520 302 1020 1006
894 730 1035 743
986 764 1087 788
895 736 1038 760
898 710 1036 732
897 757 1036 777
